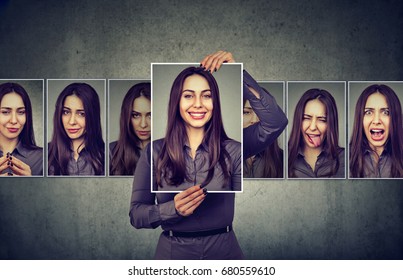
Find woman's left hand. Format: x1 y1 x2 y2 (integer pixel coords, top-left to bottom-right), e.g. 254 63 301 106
8 156 32 176
200 51 235 73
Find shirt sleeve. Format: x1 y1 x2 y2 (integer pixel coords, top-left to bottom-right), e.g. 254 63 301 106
129 144 183 229
243 70 288 159
231 143 242 191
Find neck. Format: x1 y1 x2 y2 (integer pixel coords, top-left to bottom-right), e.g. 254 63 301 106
0 135 19 154
371 145 384 157
140 139 150 149
72 138 85 160
186 126 205 159
303 145 322 158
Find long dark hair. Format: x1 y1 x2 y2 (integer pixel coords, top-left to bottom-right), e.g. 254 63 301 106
156 67 231 188
0 82 39 149
288 88 340 177
110 82 150 175
48 82 105 175
243 92 283 178
350 84 403 177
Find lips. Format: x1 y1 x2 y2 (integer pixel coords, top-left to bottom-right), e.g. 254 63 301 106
188 112 207 120
67 128 80 134
7 128 20 133
370 128 385 141
137 131 150 137
307 134 322 147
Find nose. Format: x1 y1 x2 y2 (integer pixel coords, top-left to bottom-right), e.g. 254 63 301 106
309 118 318 131
10 111 18 124
372 110 381 124
140 115 148 128
250 112 259 124
69 113 76 125
193 95 202 108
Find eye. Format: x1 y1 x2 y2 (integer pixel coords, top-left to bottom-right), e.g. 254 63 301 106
202 93 212 99
146 113 151 119
319 118 327 123
364 109 372 115
62 109 70 115
382 109 390 116
132 112 140 119
17 109 26 115
183 94 193 99
77 111 85 118
1 109 11 115
243 110 251 115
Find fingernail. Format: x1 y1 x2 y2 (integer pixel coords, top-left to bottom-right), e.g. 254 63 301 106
207 69 211 73
7 161 10 166
214 68 217 72
9 156 12 161
6 152 10 158
203 188 208 195
199 63 202 67
7 172 13 176
10 163 13 167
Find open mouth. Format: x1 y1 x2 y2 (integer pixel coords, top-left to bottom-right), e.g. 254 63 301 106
188 112 206 120
307 134 321 147
370 129 385 141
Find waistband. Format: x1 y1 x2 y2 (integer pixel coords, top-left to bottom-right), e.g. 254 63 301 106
163 225 232 238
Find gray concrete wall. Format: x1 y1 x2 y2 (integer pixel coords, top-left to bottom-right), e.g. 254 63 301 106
0 0 402 259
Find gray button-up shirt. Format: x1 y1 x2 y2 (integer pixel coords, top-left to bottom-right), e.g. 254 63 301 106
361 149 392 178
152 138 241 192
1 142 43 176
291 148 345 178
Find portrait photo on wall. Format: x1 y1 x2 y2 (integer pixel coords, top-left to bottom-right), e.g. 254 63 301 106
108 79 151 177
287 81 346 179
47 79 106 177
151 63 243 193
348 82 403 179
243 81 285 179
0 80 44 177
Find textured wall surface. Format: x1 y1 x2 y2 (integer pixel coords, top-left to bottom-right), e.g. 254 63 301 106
0 0 402 259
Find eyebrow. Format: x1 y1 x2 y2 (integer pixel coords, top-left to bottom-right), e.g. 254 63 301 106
303 114 327 119
63 106 85 112
243 106 253 110
182 89 211 93
1 106 25 109
364 107 389 110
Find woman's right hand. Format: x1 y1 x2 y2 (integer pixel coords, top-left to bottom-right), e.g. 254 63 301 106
200 51 235 73
174 185 206 216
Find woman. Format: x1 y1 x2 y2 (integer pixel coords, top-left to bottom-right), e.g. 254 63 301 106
0 82 43 176
288 88 345 178
48 82 105 176
350 84 403 178
109 82 151 176
130 51 287 259
243 88 285 178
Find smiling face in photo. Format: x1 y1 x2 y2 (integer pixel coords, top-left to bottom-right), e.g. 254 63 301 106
362 92 390 154
179 74 213 131
301 99 327 149
0 92 26 142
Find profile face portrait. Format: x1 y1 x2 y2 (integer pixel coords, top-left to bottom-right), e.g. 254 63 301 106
287 82 346 179
152 63 242 192
108 80 151 176
349 82 403 178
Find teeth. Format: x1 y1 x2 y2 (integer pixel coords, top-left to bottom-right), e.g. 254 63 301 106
189 112 205 116
370 129 383 133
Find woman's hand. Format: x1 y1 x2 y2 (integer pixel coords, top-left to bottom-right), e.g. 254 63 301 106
8 156 32 176
200 51 235 73
174 185 207 217
0 155 9 175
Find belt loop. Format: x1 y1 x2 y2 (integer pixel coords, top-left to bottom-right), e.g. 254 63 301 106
226 226 230 232
169 230 173 237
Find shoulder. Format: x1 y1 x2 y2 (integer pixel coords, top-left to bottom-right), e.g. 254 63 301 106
222 139 241 156
23 146 43 158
